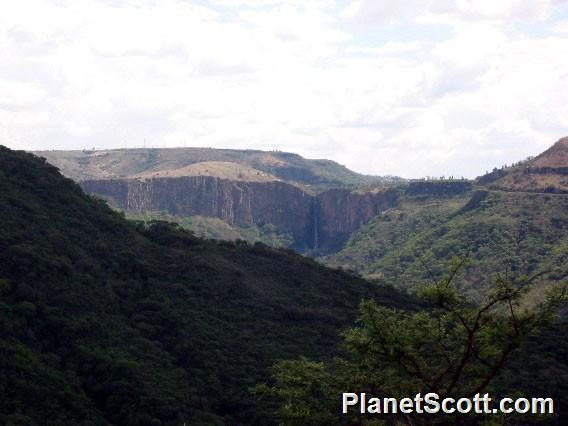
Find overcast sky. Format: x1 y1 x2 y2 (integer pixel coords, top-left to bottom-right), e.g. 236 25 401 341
1 0 568 178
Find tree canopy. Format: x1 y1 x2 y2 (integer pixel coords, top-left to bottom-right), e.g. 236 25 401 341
256 259 567 425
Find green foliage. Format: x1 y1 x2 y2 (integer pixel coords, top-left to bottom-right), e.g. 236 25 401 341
258 259 568 425
125 211 294 247
4 146 567 424
0 146 415 425
252 357 340 426
325 191 568 301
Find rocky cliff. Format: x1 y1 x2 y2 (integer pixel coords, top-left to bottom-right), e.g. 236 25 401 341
81 176 399 253
405 180 472 196
314 189 399 252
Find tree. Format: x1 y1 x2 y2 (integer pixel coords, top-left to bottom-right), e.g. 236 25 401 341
255 258 568 425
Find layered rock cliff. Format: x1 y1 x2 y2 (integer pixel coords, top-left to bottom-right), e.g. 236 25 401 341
81 176 398 253
314 189 398 252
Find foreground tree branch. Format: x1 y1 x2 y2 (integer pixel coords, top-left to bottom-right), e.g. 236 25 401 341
255 257 568 425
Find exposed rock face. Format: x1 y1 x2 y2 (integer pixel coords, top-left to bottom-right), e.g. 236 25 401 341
405 181 472 196
523 167 568 175
314 189 399 252
81 176 399 253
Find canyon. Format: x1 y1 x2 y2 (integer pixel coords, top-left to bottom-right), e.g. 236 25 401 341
81 175 399 253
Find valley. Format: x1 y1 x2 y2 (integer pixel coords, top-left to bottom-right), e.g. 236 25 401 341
17 137 568 424
0 147 416 425
36 138 568 300
5 2 568 423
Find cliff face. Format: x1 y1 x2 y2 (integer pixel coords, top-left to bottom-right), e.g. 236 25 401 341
405 180 472 196
313 189 399 253
81 176 398 253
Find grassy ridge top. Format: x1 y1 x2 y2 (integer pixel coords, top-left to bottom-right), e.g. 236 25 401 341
33 147 391 190
133 161 280 182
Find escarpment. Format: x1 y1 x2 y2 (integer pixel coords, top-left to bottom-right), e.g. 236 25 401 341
313 189 399 252
81 176 399 253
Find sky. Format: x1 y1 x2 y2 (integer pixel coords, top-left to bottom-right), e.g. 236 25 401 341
1 0 568 178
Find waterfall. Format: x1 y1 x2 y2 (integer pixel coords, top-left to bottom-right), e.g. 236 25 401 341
312 198 319 251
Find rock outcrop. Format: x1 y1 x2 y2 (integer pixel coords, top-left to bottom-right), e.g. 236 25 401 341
81 176 399 253
479 137 568 193
405 180 472 196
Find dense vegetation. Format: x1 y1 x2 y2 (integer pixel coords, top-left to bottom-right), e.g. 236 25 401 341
317 187 568 424
321 193 470 281
3 146 567 425
0 147 415 425
324 190 568 301
257 260 567 425
124 211 294 248
322 138 568 299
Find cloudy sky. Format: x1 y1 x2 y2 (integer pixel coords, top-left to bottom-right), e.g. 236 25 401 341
1 0 568 178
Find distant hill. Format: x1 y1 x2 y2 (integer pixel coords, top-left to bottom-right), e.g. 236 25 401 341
134 161 280 182
0 146 414 425
479 136 568 193
319 162 568 421
33 147 397 189
5 141 568 423
34 147 403 254
324 137 568 298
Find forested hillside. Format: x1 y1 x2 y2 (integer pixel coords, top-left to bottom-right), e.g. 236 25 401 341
324 189 568 300
2 147 567 425
0 147 414 425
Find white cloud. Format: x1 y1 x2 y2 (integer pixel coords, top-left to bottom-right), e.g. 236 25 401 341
0 0 568 178
341 0 453 25
0 79 47 109
342 0 559 25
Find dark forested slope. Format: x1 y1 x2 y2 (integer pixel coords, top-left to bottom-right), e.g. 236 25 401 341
0 147 414 425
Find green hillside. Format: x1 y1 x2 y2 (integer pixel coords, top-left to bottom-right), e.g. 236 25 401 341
321 192 470 280
4 145 568 424
124 211 294 247
0 146 414 425
323 189 568 300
